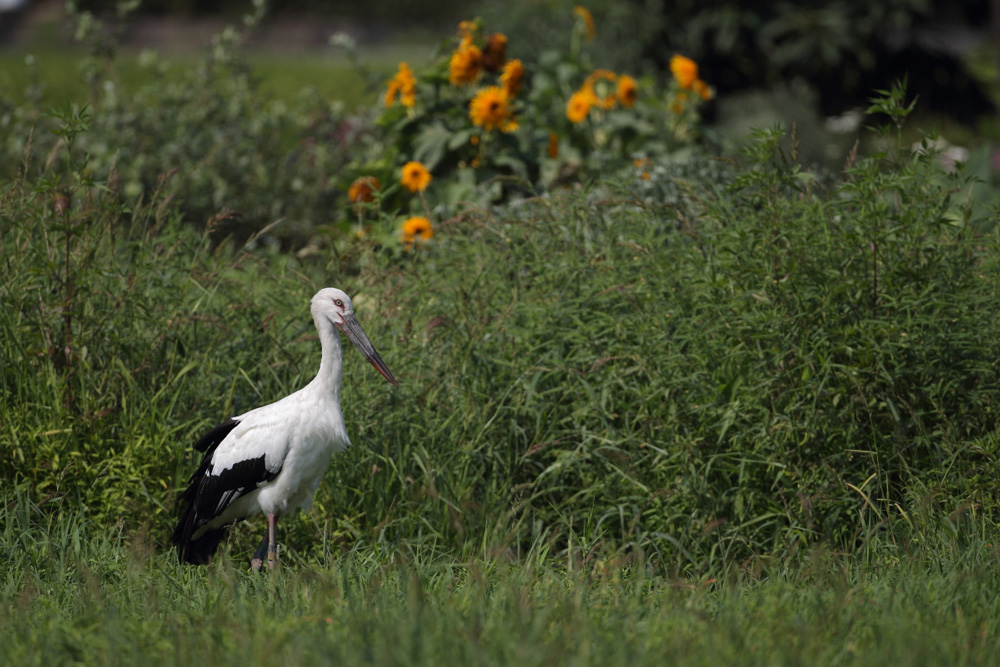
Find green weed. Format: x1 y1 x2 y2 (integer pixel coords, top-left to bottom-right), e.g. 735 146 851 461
3 494 1000 665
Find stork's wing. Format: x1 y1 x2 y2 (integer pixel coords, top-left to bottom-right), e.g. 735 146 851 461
172 415 289 564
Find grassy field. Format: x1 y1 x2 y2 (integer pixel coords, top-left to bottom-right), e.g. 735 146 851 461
4 495 1000 665
0 49 360 108
0 45 436 110
4 6 1000 664
1 3 439 113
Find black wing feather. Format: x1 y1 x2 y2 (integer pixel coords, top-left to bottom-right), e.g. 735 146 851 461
172 418 280 565
193 418 240 452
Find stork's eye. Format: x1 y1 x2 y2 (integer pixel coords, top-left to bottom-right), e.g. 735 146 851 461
334 299 344 307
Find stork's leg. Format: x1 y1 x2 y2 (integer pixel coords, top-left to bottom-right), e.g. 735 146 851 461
266 513 278 570
251 526 269 572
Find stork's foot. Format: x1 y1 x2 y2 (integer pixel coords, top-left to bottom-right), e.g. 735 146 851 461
251 530 269 572
250 513 280 572
250 548 278 572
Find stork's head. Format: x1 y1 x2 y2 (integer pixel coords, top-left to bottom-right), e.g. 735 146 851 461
311 287 355 327
311 288 397 386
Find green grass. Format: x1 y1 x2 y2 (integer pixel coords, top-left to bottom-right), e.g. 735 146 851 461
0 44 438 111
4 494 1000 665
0 5 442 111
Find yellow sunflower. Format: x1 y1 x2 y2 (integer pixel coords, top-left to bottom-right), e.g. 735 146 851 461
616 74 638 108
573 5 595 41
692 78 713 101
347 176 380 204
500 58 525 97
401 216 434 250
385 62 417 108
400 161 432 192
482 32 508 73
584 69 616 87
458 19 477 40
566 88 596 124
449 37 482 86
584 69 618 110
469 86 518 133
670 54 698 90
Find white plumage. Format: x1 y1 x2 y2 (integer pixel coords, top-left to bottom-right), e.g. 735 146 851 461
173 287 396 569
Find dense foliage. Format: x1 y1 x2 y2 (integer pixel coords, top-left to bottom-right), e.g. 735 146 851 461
478 0 996 125
2 2 356 244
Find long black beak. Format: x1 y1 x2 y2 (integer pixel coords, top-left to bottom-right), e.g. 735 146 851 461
338 313 398 386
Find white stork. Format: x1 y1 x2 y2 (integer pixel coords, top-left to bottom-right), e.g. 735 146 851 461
172 287 397 570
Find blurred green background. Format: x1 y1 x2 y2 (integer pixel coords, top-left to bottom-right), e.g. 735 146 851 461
3 0 997 141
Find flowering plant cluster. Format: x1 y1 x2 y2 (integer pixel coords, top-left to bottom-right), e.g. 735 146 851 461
340 7 714 252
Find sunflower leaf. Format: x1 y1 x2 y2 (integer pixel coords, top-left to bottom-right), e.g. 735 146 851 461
413 121 452 171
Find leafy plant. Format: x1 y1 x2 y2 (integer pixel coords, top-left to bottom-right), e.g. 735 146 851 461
2 0 357 246
338 8 716 249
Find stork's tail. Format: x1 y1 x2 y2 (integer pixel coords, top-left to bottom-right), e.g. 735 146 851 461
172 508 229 565
173 418 242 565
173 506 229 565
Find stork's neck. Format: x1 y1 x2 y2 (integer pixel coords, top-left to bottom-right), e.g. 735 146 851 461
313 315 343 399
